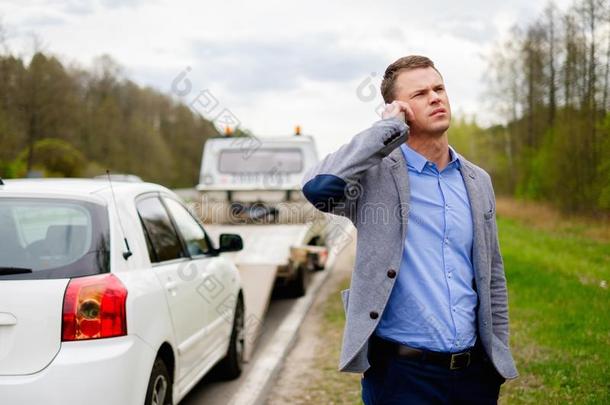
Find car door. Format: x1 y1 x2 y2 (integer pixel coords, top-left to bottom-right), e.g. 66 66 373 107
161 197 233 361
136 195 203 382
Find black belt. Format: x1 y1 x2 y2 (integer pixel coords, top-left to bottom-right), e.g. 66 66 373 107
369 335 482 370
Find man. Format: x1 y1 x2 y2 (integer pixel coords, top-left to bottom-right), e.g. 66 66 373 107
301 55 517 404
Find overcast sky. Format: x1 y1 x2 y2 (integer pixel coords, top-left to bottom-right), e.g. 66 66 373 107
1 0 572 157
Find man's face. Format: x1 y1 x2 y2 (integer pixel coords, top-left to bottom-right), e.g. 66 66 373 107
393 67 451 136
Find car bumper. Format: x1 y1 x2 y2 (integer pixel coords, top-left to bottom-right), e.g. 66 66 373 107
0 335 156 405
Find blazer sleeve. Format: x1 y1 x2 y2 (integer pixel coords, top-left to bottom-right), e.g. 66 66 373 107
301 117 409 222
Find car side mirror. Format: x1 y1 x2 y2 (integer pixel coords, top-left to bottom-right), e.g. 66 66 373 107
218 233 243 253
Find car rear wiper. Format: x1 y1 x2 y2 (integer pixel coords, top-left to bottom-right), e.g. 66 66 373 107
0 267 33 275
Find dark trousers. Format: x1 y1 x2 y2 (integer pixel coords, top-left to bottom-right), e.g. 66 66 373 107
361 338 505 405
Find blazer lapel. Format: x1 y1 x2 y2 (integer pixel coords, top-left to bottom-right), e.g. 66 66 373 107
388 147 410 242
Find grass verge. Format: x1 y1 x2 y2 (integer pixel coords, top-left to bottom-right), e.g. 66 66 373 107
498 216 609 404
295 274 361 405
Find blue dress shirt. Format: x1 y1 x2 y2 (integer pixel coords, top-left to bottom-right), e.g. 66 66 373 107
375 143 478 352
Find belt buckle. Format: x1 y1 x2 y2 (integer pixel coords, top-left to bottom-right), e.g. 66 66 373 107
450 352 471 370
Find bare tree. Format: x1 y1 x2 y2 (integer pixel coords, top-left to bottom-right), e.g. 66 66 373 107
545 2 560 126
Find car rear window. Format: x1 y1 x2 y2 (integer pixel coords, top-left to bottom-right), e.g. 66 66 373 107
218 148 303 174
0 198 110 280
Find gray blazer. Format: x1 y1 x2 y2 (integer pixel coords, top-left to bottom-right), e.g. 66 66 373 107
301 118 518 379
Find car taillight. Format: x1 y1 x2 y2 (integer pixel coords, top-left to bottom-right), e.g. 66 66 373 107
62 274 127 341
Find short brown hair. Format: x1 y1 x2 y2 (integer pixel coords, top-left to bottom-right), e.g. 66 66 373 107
380 55 440 103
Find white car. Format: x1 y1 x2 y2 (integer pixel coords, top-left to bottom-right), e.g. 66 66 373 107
0 178 245 405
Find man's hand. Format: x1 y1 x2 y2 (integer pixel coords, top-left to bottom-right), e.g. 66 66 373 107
382 100 414 125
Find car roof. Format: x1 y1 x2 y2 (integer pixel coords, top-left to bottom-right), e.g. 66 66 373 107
0 178 175 205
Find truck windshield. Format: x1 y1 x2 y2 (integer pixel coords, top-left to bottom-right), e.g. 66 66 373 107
0 198 110 280
218 148 303 174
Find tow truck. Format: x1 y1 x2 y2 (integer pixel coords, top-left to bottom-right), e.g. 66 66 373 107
195 126 330 298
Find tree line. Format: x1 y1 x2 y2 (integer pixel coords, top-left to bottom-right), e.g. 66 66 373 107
450 0 610 214
0 42 221 187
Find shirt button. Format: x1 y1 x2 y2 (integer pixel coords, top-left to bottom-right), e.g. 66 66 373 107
452 308 456 312
387 269 397 279
369 311 379 320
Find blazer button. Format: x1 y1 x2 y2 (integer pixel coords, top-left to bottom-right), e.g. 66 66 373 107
369 311 379 320
387 269 397 278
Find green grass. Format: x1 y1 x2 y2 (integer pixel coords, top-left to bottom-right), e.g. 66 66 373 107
308 216 610 404
498 217 610 404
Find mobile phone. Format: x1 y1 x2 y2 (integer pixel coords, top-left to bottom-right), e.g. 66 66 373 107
398 111 406 123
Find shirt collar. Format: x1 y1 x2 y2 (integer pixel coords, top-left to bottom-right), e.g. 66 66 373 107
399 143 461 173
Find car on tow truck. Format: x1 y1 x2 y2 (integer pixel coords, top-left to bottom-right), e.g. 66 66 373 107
0 178 245 405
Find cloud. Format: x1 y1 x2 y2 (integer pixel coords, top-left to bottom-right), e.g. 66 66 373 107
190 33 388 93
15 13 67 28
45 0 151 18
99 0 153 9
59 1 96 16
445 19 499 44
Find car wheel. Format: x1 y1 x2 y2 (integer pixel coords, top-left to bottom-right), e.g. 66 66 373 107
214 295 245 380
288 265 307 297
145 357 172 405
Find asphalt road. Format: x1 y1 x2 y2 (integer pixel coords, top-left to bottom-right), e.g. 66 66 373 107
179 270 328 404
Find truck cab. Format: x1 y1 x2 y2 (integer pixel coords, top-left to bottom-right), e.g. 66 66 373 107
197 133 318 201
